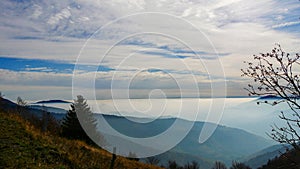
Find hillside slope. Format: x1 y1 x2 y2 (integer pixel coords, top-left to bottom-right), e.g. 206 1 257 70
104 115 274 166
244 144 289 169
0 97 275 168
0 111 162 169
258 149 300 169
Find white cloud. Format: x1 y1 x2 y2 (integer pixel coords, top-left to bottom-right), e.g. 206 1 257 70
0 84 73 101
272 21 300 29
47 7 72 25
0 0 300 98
24 67 52 72
0 69 72 87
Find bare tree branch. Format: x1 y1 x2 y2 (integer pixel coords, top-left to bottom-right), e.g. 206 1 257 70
242 44 300 150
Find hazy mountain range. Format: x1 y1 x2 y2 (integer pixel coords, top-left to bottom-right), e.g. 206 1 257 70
1 98 283 168
244 144 290 169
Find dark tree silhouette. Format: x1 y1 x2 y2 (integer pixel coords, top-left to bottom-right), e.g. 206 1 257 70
61 103 84 139
167 160 181 169
40 105 60 134
41 105 49 132
146 156 160 165
127 152 139 161
16 96 26 106
16 96 27 114
0 92 3 109
241 44 300 150
258 148 300 169
162 160 200 169
230 161 251 169
212 161 227 169
184 161 200 169
61 95 103 145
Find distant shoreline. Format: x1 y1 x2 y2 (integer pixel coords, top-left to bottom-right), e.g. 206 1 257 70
33 100 71 104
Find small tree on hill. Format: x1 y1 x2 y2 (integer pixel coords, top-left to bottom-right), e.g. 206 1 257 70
127 152 139 161
16 96 28 116
61 103 84 139
0 91 3 98
241 44 300 150
17 96 27 107
212 161 227 169
184 161 200 169
61 95 104 145
230 161 251 169
167 160 181 169
0 92 3 110
16 96 26 112
146 156 160 165
40 105 60 134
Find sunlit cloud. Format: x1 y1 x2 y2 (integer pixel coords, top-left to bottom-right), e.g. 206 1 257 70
0 0 299 99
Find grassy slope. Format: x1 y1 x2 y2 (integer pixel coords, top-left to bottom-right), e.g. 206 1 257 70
0 112 162 169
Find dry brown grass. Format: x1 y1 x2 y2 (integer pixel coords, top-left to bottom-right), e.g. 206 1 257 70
0 111 163 169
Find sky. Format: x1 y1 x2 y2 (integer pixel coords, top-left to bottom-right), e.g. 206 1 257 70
0 0 300 101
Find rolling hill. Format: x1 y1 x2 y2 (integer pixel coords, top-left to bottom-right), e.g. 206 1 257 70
258 148 300 169
0 97 275 168
243 144 290 169
99 114 274 166
0 110 162 169
34 100 71 104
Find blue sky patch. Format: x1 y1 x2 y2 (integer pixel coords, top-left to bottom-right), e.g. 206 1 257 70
123 39 229 59
139 51 189 59
0 56 114 73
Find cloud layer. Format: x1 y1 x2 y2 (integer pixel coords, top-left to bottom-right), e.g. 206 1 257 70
0 0 299 100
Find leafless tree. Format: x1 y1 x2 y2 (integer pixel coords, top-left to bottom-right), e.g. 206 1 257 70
16 96 27 114
146 156 160 165
212 161 227 169
230 161 251 169
17 96 27 106
241 44 300 150
183 161 200 169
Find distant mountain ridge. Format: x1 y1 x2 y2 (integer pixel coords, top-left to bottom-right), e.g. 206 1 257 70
0 97 67 120
0 97 275 168
100 114 274 166
244 144 290 169
258 95 281 100
257 95 300 100
34 100 71 104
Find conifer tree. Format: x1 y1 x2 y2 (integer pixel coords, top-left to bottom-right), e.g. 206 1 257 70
61 103 86 140
61 95 102 145
40 105 60 134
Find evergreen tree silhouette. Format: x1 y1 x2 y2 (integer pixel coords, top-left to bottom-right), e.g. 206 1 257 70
61 95 103 145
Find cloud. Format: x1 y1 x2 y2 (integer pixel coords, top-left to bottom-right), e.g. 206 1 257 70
47 7 72 25
272 21 300 29
0 0 300 99
0 69 72 87
0 84 73 101
24 67 53 72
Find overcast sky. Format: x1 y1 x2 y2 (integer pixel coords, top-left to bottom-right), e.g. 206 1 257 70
0 0 300 101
